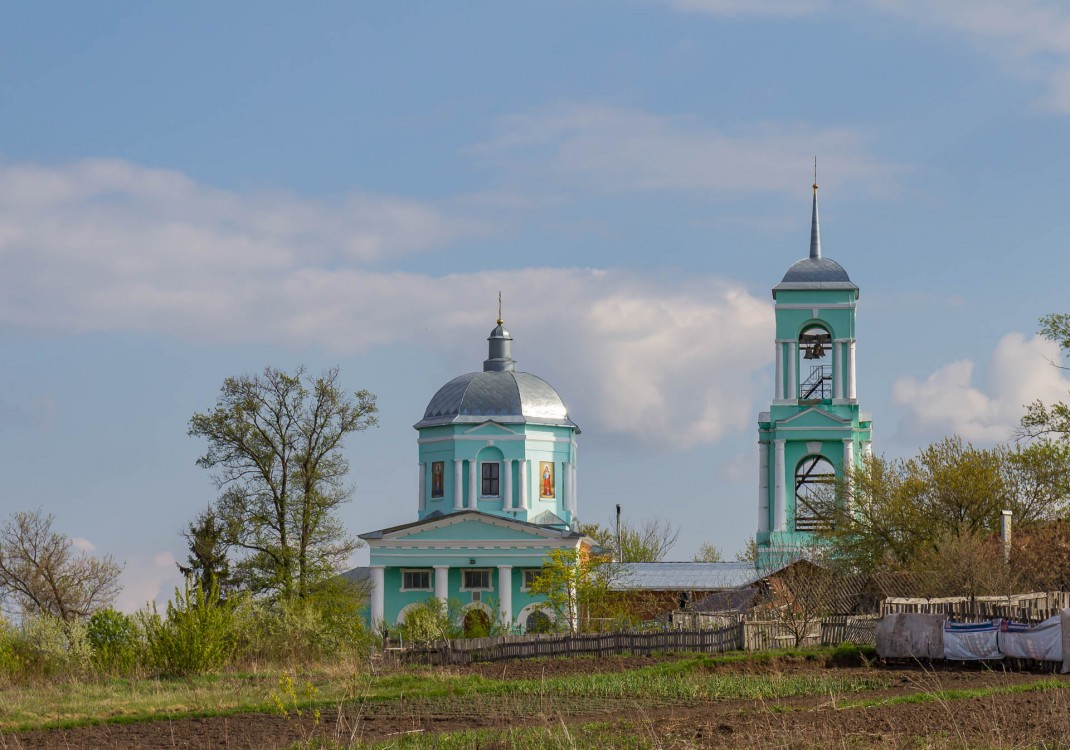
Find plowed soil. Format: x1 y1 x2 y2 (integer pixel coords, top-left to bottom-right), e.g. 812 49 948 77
5 656 1069 749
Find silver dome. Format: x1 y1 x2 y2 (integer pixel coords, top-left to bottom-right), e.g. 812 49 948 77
774 257 858 293
414 370 578 429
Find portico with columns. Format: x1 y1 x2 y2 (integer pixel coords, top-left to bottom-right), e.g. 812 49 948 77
757 179 873 563
360 310 590 634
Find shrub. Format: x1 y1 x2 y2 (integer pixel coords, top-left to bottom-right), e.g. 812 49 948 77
146 580 238 676
14 614 92 680
87 608 143 675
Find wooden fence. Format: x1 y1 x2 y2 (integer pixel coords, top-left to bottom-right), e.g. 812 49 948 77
880 592 1070 623
391 616 878 666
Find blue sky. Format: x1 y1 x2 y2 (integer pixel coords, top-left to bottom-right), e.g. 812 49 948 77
2 1 1070 609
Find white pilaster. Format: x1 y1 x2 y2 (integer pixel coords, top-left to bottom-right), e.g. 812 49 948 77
468 459 478 509
571 462 578 514
434 565 449 604
503 460 513 510
787 343 797 400
774 342 784 400
418 463 426 513
497 565 513 628
758 441 770 533
519 460 529 510
832 342 843 400
563 462 572 513
369 566 385 629
774 439 787 532
848 341 857 400
453 460 464 511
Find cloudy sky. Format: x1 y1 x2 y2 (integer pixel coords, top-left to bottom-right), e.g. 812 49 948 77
2 1 1069 610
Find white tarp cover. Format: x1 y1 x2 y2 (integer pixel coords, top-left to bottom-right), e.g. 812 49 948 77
943 620 1002 661
876 613 945 659
998 616 1062 662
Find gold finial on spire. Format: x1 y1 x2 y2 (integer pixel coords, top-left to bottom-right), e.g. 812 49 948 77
813 156 819 194
497 291 503 326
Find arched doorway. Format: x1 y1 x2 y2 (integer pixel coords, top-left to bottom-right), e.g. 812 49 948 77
462 607 491 637
795 455 835 532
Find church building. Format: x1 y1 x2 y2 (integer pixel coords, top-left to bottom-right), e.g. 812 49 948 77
756 178 873 561
359 312 591 633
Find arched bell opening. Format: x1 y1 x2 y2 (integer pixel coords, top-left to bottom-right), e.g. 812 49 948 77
794 455 836 532
798 325 832 402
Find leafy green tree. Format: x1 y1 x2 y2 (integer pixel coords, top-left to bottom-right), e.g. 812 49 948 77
528 547 616 634
189 366 378 599
1020 313 1070 440
822 436 1070 574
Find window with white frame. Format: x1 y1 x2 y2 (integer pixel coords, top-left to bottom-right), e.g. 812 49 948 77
481 462 500 497
461 569 491 591
401 569 432 591
521 569 541 591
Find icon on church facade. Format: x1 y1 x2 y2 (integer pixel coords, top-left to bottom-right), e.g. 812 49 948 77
431 461 444 498
539 461 554 498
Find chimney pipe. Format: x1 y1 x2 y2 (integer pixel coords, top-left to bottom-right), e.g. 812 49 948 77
1000 510 1013 564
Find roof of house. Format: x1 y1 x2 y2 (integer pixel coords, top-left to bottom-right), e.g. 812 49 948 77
607 561 765 592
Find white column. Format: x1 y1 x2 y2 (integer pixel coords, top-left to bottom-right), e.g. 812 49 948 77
571 461 578 514
497 565 513 628
832 342 843 400
468 459 478 509
503 460 513 510
774 439 787 532
787 343 797 400
863 440 873 458
774 342 784 400
418 463 426 513
843 439 856 511
434 565 449 605
369 566 385 630
848 341 857 400
519 460 529 510
453 460 464 511
758 441 770 533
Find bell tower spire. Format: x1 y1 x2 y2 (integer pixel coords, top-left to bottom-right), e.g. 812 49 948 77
809 157 821 260
484 292 515 372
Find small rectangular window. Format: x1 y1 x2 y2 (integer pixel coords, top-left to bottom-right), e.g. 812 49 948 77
481 462 500 497
462 569 491 590
401 570 431 591
521 569 540 591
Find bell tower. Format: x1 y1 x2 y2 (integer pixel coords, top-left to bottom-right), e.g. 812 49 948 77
757 176 873 561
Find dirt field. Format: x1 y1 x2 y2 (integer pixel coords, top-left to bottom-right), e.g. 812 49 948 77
5 655 1070 749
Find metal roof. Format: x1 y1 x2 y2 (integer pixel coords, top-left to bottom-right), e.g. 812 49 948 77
414 370 578 429
607 562 764 591
774 257 857 291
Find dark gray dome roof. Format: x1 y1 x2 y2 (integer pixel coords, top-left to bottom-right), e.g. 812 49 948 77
774 257 858 293
415 370 578 429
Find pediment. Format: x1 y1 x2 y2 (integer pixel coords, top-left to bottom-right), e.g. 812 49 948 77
462 421 517 436
776 406 850 428
368 511 574 543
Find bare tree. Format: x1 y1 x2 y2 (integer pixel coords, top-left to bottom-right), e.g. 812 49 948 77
0 510 122 620
758 546 839 648
581 517 680 562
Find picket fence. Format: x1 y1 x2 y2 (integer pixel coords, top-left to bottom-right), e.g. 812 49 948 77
390 615 877 666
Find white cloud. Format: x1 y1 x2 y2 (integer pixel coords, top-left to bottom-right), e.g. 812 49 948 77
71 537 96 553
0 158 775 447
115 550 179 613
475 104 897 195
866 0 1070 112
892 332 1070 443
